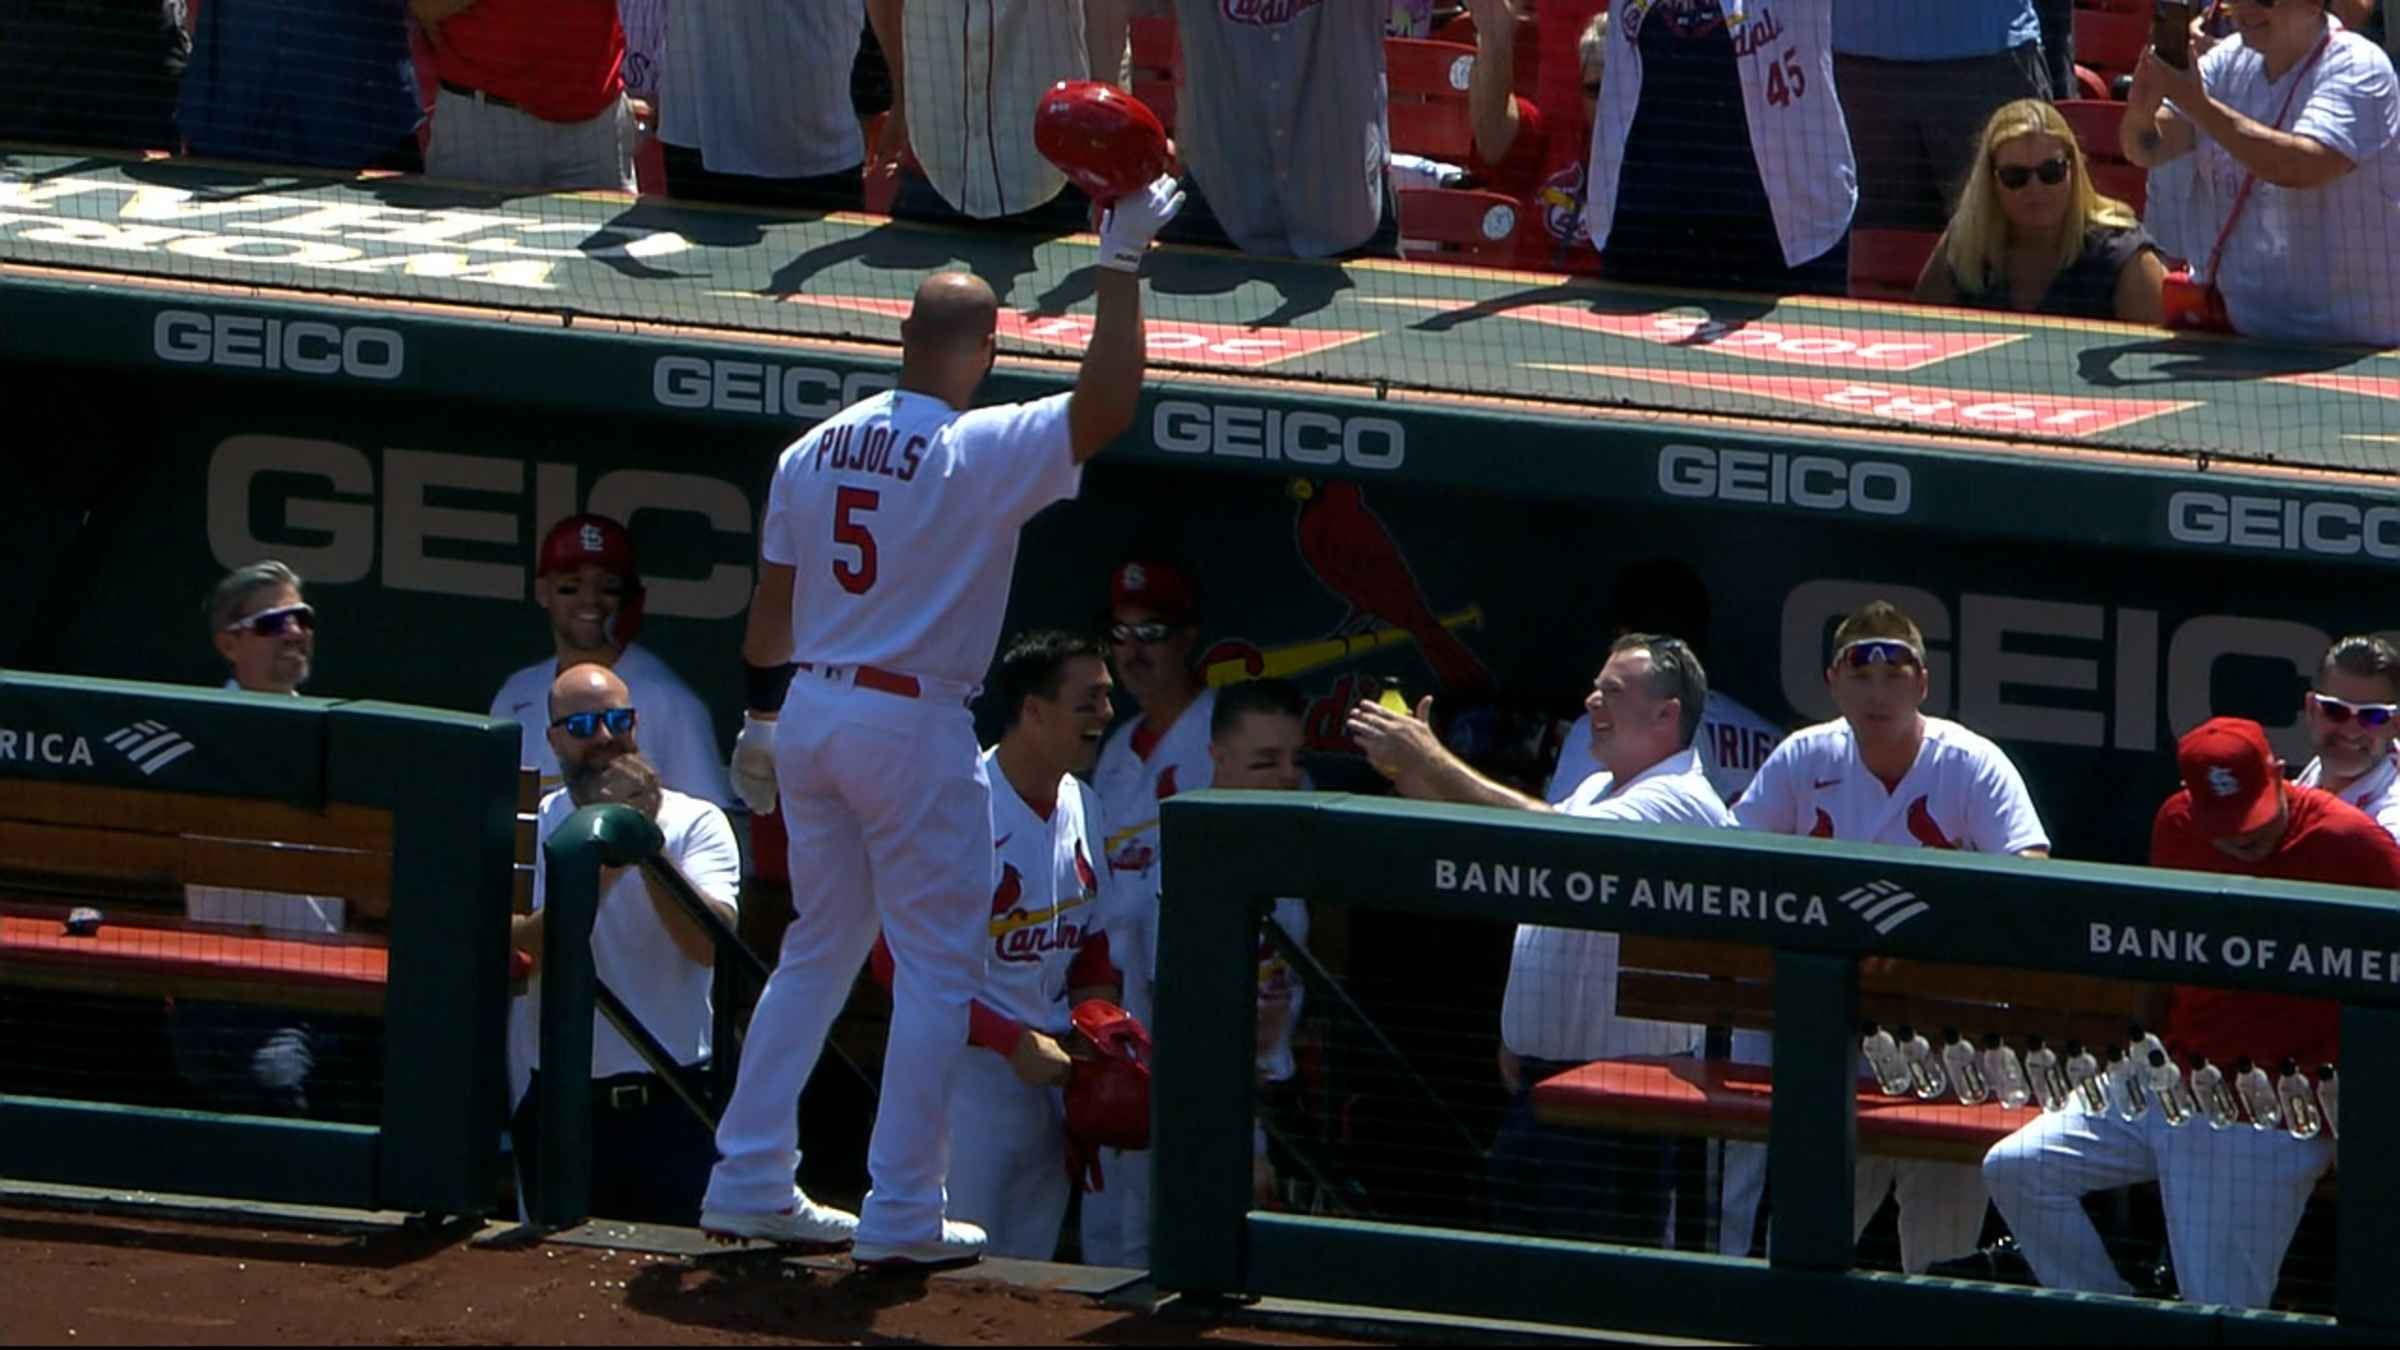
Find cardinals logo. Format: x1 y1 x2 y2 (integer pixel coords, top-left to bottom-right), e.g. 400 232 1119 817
1537 161 1593 247
1905 797 1958 850
1223 0 1324 22
578 522 607 553
1809 808 1835 839
1074 841 1099 893
2206 766 2242 799
1155 765 1180 801
1292 480 1490 692
990 862 1025 918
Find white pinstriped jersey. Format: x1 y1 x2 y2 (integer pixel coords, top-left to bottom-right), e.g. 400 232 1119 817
1732 716 2049 854
980 748 1113 1037
902 0 1090 218
660 0 865 179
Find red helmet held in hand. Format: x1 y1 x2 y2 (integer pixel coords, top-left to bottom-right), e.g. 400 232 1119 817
1033 81 1173 206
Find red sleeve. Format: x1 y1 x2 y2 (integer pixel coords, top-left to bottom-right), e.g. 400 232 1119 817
868 935 895 992
1469 97 1549 198
875 933 1025 1054
1067 931 1121 994
2148 793 2212 871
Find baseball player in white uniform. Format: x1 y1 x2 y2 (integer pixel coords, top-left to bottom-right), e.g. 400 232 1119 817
1352 634 1733 1244
1730 600 2050 1274
490 514 733 809
867 631 1127 1260
698 179 1185 1269
2293 634 2400 841
1092 559 1216 913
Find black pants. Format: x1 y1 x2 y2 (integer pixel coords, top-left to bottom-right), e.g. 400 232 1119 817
1836 44 2054 234
512 1062 718 1227
1487 1056 1676 1246
660 142 866 214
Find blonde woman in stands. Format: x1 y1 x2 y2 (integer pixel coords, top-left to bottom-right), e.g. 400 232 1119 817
1916 98 2167 322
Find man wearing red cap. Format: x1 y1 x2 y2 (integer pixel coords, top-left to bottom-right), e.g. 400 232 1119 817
1984 716 2398 1309
489 514 732 808
1091 559 1214 896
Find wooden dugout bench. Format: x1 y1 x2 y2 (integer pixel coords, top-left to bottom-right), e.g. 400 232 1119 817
0 772 540 1017
1531 937 2154 1163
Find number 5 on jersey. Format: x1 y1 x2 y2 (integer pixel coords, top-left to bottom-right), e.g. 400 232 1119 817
834 486 879 594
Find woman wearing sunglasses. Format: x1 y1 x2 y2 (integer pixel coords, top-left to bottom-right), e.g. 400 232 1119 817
1915 98 2168 322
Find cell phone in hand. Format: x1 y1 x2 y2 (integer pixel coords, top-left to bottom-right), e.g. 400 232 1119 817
2155 0 2195 69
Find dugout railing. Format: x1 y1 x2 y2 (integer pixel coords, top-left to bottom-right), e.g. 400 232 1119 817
1154 791 2400 1344
0 673 520 1216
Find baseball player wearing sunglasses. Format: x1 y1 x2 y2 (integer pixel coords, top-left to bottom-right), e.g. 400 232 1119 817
2294 634 2400 841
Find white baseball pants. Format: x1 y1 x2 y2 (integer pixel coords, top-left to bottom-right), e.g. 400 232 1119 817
1079 1145 1152 1269
705 676 993 1248
1983 1104 2333 1308
943 1046 1071 1261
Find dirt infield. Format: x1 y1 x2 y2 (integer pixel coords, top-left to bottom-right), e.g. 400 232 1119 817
0 1206 1381 1346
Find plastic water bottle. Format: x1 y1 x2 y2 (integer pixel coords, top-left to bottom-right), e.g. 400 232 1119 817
2318 1064 2340 1140
1942 1027 1989 1106
1899 1025 1947 1100
2234 1056 2281 1130
2105 1046 2150 1121
2190 1055 2241 1130
2065 1040 2108 1114
2279 1057 2325 1140
2022 1035 2069 1111
1983 1032 2033 1109
1861 1022 1913 1096
2146 1049 2194 1126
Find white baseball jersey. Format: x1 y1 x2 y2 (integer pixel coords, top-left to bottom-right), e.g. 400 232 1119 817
902 0 1088 218
489 643 733 808
978 748 1116 1038
762 390 1081 689
1733 715 2048 853
1547 689 1783 809
2297 747 2400 842
1503 747 1732 1063
1586 0 1856 268
660 0 865 178
510 787 741 1107
1091 686 1218 887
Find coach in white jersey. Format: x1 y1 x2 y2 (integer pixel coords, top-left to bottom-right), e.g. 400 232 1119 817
2294 634 2400 841
490 514 733 810
1731 600 2049 1275
1352 633 1733 1245
1092 559 1216 893
868 631 1126 1260
698 180 1184 1269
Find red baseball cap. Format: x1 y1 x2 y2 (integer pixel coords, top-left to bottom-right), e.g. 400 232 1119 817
538 514 639 580
1110 560 1195 621
2176 717 2283 837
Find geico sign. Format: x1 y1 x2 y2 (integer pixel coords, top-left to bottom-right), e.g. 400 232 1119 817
1658 443 1911 516
652 357 893 418
154 309 403 381
1152 401 1405 469
2167 490 2400 560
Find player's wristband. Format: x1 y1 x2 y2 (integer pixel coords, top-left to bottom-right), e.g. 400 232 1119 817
744 661 798 714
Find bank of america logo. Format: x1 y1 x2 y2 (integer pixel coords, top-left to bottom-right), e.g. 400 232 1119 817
105 721 196 775
1840 879 1929 935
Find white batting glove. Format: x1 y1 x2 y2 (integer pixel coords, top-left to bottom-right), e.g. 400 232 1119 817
1097 175 1186 273
729 714 780 816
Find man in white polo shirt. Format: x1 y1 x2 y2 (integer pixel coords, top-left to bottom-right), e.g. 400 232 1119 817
2295 633 2400 840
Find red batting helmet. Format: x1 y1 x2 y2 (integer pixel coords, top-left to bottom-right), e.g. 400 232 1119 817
1064 999 1154 1151
1033 82 1173 205
537 514 646 646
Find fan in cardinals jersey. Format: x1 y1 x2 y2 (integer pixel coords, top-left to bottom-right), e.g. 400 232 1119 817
867 631 1126 1260
1726 599 2049 1273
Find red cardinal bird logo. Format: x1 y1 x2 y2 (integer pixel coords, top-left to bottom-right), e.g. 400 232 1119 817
1294 480 1490 692
1906 797 1957 850
1809 808 1836 839
1074 841 1098 893
1155 765 1180 800
990 862 1025 916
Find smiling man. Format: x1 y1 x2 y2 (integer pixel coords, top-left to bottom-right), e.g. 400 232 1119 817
2293 635 2400 841
209 561 316 695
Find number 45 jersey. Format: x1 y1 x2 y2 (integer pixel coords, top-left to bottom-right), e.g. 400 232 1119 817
763 389 1080 686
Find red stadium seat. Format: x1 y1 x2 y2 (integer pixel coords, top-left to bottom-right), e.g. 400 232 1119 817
2089 160 2150 214
2074 4 2155 92
2057 99 2149 214
1387 38 1483 162
1847 227 1942 302
1396 187 1528 267
1129 15 1180 133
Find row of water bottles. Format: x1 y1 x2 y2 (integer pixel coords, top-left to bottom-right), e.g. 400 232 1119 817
1860 1022 2340 1140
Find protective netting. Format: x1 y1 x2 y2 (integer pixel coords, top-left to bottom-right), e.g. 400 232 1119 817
4 1 2399 474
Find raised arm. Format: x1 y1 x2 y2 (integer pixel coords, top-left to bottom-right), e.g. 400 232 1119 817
1068 175 1185 462
1347 696 1552 812
1466 0 1526 167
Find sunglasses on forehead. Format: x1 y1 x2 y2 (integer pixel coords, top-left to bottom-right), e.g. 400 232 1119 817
1834 638 1922 669
550 707 638 738
1994 156 2070 190
223 603 315 638
2311 691 2399 728
1108 621 1178 645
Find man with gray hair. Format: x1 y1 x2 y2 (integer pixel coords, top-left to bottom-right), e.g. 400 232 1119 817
2295 633 2400 841
207 560 316 695
1348 633 1731 1245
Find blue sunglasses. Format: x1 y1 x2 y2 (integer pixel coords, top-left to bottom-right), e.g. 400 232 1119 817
551 707 638 738
1834 639 1922 669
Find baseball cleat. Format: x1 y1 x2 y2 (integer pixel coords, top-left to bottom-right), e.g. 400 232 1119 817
699 1195 859 1250
852 1219 987 1271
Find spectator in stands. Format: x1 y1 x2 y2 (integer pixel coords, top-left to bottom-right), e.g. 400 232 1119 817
2122 0 2400 346
1734 600 2050 1274
657 0 867 210
209 560 315 695
1987 716 2389 1309
1151 0 1398 259
1585 0 1857 295
1831 0 2065 234
1915 99 2168 322
509 665 740 1226
0 0 187 152
2295 634 2400 839
178 0 422 172
410 0 634 192
489 514 731 808
1349 634 1730 1245
1467 0 1610 271
618 0 665 108
866 0 1093 228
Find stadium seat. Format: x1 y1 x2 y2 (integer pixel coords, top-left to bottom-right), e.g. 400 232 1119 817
1847 227 1942 301
1130 15 1180 132
2074 4 2154 93
1396 186 1527 266
1387 38 1482 163
2057 99 2148 214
